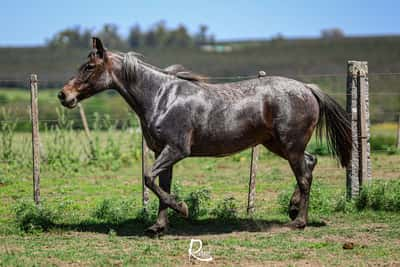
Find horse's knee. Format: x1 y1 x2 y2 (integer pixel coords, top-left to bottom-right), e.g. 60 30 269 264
290 187 301 204
296 175 312 194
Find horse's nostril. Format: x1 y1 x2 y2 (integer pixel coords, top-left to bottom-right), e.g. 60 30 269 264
58 91 65 100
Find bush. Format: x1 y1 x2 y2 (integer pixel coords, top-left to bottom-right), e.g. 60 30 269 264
44 108 80 171
355 180 400 211
14 200 56 233
211 197 238 221
334 180 400 213
185 188 211 220
172 182 211 220
334 194 357 213
306 141 330 156
0 175 12 186
0 108 18 161
86 113 123 171
135 201 158 225
277 181 336 216
92 198 135 224
370 135 397 153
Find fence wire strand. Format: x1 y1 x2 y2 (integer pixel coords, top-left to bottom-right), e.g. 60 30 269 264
1 71 400 83
0 73 399 190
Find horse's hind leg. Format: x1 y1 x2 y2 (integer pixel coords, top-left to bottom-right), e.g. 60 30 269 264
289 151 317 220
287 152 314 228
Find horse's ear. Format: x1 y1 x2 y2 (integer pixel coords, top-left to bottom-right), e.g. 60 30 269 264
91 37 107 59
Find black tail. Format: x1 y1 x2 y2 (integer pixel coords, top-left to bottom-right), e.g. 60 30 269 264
307 84 352 168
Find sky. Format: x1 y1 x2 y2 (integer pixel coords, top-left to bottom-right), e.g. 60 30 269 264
1 0 399 46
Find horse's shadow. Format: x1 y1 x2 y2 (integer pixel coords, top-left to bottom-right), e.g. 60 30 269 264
55 217 327 237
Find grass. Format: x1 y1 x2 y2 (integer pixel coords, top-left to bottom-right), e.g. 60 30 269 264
0 123 400 265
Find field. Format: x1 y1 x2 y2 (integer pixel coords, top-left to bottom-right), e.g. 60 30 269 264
2 35 400 123
2 19 400 267
1 117 400 266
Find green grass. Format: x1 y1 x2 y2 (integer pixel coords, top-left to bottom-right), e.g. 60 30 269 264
0 89 137 131
0 125 400 265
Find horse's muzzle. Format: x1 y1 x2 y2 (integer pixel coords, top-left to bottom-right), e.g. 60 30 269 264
58 91 77 108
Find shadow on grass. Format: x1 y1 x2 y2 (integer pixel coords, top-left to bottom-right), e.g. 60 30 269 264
53 217 327 237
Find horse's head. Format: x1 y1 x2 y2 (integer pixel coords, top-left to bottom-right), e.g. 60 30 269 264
58 37 113 108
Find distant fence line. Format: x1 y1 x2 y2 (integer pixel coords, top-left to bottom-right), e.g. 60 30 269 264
2 71 400 87
0 63 399 209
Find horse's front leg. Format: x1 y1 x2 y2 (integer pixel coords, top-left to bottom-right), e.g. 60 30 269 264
145 166 172 236
144 145 189 235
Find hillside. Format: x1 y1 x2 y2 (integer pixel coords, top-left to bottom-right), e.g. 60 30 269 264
0 36 399 123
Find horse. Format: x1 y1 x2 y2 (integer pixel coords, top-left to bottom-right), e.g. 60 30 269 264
58 37 352 236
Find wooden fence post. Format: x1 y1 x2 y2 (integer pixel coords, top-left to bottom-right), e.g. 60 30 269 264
78 103 91 139
141 135 150 209
397 114 400 149
30 74 40 204
77 103 96 157
247 146 259 214
357 63 372 186
346 61 371 199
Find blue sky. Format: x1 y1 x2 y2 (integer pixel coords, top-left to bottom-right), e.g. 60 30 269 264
1 0 398 46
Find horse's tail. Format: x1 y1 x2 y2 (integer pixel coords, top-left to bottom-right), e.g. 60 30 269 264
306 83 352 168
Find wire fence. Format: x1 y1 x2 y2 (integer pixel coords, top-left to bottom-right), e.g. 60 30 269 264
0 71 399 205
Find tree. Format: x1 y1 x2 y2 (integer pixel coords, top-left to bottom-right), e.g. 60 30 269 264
321 28 345 39
47 27 92 48
194 24 208 45
97 24 125 48
128 24 143 48
153 20 169 47
166 24 192 47
144 29 158 47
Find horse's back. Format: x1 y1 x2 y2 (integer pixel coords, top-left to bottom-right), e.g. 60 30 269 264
154 76 320 157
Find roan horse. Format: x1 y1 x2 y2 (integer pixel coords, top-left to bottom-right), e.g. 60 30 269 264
59 37 352 236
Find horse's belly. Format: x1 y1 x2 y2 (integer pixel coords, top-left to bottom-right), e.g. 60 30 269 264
190 126 269 157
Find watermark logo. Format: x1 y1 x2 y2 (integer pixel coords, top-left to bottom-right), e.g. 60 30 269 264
188 239 213 262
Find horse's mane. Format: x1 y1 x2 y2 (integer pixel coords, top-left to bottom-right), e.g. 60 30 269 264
164 64 207 82
122 52 207 83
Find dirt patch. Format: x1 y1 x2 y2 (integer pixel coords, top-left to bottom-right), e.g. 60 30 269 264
292 231 381 248
179 258 323 267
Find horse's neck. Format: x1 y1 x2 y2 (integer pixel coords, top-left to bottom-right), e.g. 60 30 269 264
114 56 172 125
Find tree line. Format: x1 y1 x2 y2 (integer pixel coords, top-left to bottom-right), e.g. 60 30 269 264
47 22 215 49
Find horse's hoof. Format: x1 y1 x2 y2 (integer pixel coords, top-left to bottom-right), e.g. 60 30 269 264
144 224 166 238
288 206 299 221
178 201 189 218
285 219 306 229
